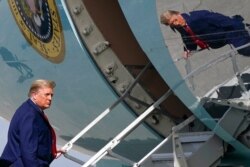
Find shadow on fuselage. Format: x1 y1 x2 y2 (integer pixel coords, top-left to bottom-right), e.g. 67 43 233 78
0 47 34 83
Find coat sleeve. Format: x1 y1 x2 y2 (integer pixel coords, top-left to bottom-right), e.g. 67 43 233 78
205 12 247 47
186 10 243 49
19 112 42 167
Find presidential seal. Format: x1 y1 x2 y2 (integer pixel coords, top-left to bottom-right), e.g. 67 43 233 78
8 0 65 63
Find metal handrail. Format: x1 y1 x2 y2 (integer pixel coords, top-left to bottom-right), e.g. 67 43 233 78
133 115 196 167
182 43 250 82
81 89 173 167
61 63 151 162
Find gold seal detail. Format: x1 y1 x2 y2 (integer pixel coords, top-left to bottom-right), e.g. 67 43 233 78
8 0 65 63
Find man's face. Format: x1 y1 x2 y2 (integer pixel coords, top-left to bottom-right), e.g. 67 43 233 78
33 87 54 110
169 14 186 27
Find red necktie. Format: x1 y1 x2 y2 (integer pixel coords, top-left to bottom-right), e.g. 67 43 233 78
42 112 57 159
183 25 209 49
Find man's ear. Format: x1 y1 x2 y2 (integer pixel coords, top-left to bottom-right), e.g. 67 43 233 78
31 91 37 100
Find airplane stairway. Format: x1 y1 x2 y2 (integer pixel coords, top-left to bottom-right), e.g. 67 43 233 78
136 44 250 167
137 106 250 167
56 1 250 166
61 104 250 167
141 132 223 167
60 44 250 167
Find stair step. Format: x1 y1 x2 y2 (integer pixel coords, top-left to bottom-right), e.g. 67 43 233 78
178 131 214 143
151 131 214 162
151 152 192 161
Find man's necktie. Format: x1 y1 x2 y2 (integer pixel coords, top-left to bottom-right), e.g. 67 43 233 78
42 112 57 159
183 25 209 49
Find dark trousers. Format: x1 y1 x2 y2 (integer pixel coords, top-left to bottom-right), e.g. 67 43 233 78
0 158 12 167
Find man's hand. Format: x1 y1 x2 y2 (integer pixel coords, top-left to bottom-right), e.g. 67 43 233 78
55 148 67 159
184 50 191 59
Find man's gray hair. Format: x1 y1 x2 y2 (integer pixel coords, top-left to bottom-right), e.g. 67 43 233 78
160 10 180 25
28 79 56 97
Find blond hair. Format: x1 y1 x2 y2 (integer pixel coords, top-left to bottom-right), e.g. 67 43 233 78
28 79 56 97
160 10 180 25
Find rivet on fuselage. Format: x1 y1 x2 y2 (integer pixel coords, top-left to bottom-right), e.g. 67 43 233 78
93 41 110 55
82 25 93 36
73 6 83 15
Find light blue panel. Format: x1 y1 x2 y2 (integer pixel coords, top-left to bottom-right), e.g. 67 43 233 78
118 0 250 155
0 0 161 163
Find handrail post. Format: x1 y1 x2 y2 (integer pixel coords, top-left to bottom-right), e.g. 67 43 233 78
61 63 151 154
133 115 196 167
81 90 173 167
230 46 248 94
